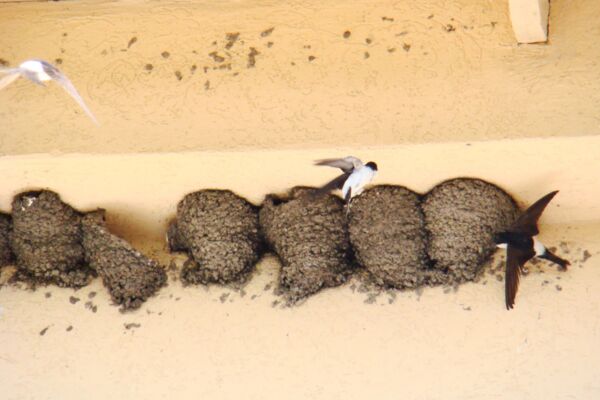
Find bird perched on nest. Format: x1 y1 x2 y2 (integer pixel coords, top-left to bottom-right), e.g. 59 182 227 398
0 59 98 124
494 190 569 310
313 156 378 207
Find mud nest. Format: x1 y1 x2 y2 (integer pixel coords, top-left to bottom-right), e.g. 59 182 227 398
81 211 167 311
422 178 519 283
0 213 12 267
348 185 430 288
168 190 263 285
9 190 93 287
259 187 354 303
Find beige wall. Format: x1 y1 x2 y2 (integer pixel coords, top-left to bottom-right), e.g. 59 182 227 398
1 1 600 400
0 0 599 154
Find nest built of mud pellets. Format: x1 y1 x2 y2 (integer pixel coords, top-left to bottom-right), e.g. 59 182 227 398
168 190 263 285
82 211 167 311
0 178 527 307
259 187 355 303
348 185 430 289
9 191 93 288
6 189 166 310
422 178 520 284
348 179 520 289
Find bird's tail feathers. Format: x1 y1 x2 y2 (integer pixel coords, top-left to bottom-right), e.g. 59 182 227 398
311 173 348 200
540 250 570 270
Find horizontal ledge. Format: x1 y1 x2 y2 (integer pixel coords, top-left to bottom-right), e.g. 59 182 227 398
0 134 598 247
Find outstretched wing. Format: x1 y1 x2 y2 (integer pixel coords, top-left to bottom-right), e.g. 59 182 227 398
0 66 19 74
313 173 349 197
314 156 363 173
505 245 535 310
0 72 21 91
510 191 559 236
42 62 99 125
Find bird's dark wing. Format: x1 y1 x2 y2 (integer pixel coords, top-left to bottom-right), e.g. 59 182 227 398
510 191 559 236
314 157 362 173
42 61 99 125
505 245 535 310
313 173 349 197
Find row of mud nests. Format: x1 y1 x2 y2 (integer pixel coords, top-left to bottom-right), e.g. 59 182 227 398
0 178 589 311
0 15 499 92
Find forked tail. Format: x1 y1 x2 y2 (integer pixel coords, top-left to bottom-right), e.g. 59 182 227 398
540 250 570 270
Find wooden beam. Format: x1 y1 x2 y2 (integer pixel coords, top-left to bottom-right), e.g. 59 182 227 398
508 0 550 43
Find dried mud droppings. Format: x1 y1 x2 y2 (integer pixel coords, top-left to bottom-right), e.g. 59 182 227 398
10 190 92 287
0 213 12 267
422 178 519 283
247 47 260 68
81 211 166 311
260 27 275 38
225 32 240 49
259 187 354 304
127 36 137 49
168 190 262 285
348 185 429 289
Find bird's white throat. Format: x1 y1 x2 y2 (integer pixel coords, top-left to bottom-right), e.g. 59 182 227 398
496 238 546 256
533 238 546 256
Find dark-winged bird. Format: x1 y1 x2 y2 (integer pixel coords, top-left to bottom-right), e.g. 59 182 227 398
0 59 98 124
495 190 569 309
314 156 378 204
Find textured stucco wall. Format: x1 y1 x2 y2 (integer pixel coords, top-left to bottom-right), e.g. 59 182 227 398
1 2 599 400
0 0 599 154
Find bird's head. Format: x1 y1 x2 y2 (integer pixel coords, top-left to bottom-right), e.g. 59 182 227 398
365 161 378 171
493 231 510 245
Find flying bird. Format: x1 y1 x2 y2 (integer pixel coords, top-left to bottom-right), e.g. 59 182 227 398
314 156 378 205
0 59 98 124
495 190 569 310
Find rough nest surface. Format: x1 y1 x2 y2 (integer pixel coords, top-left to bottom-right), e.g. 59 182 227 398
421 178 520 283
259 187 354 303
81 211 167 311
168 190 262 285
10 190 92 287
348 185 430 288
0 213 12 267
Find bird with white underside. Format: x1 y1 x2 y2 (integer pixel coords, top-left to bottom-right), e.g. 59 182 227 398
0 59 98 124
313 156 378 207
494 190 570 310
